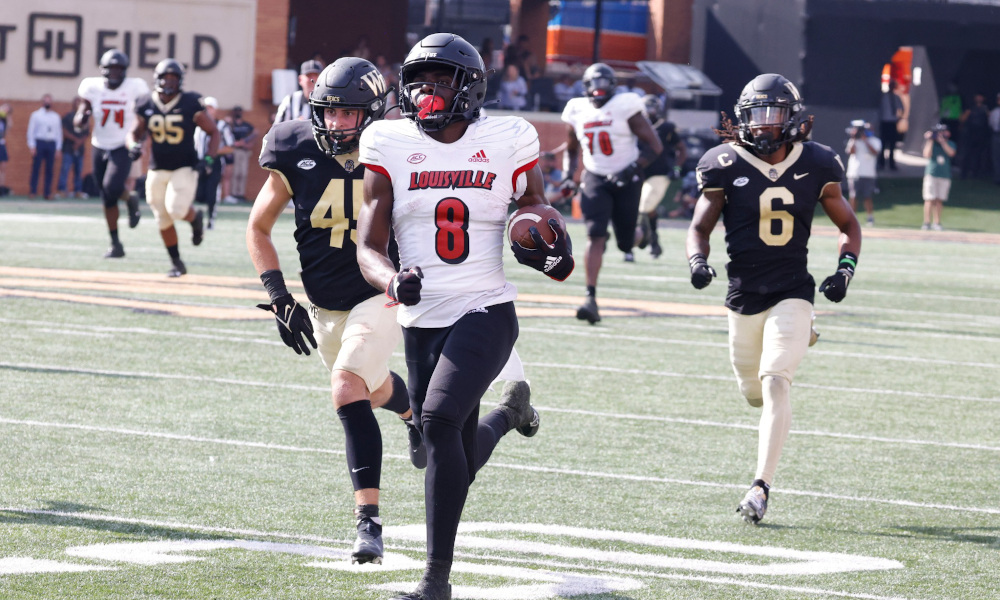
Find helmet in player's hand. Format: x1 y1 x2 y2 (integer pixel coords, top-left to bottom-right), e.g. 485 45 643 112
309 57 390 156
735 73 806 156
154 59 184 96
582 63 616 107
398 33 487 132
642 94 664 124
100 49 129 89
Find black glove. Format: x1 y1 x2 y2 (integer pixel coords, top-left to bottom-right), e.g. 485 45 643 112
511 218 575 281
606 161 641 188
386 267 424 306
818 252 857 303
688 253 716 289
256 294 317 355
127 143 142 162
196 155 216 176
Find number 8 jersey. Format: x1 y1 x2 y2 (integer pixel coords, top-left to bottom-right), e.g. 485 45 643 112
696 140 844 314
360 115 540 328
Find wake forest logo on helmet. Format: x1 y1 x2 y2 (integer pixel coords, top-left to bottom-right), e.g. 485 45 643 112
361 71 387 97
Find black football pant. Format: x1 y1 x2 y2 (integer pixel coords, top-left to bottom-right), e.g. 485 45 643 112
93 146 132 208
580 170 642 252
403 301 518 563
195 164 222 219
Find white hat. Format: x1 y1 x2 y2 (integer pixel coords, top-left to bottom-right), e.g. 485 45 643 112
204 96 218 108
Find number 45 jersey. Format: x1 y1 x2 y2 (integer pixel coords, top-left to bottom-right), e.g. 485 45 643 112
359 115 540 328
260 119 384 312
697 140 844 314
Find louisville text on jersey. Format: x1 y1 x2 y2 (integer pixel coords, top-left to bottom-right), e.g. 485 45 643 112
408 170 497 191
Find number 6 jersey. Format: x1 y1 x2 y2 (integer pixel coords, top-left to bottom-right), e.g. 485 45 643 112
260 119 385 311
359 115 540 328
696 140 844 314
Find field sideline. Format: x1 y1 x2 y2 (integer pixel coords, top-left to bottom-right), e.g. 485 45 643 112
1 198 998 600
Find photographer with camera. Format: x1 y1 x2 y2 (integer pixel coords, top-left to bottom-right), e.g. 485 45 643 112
921 124 956 231
845 120 881 226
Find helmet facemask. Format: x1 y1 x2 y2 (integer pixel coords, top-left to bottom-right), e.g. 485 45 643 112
584 76 615 107
308 58 390 157
399 62 485 132
102 66 126 89
310 100 384 156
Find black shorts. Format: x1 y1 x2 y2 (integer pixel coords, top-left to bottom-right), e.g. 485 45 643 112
92 146 132 207
580 169 642 252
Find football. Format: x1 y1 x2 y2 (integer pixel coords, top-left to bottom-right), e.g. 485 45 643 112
507 204 565 249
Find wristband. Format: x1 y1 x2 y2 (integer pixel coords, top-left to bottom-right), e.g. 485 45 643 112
837 252 858 276
260 269 290 303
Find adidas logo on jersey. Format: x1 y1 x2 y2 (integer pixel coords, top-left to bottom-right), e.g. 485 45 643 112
468 150 489 163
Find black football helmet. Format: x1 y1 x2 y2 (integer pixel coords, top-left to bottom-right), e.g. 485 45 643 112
100 49 129 89
398 33 487 131
309 57 390 156
154 59 184 96
735 73 806 156
583 63 616 107
642 94 664 124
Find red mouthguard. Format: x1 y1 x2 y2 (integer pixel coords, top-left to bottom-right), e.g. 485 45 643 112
417 95 445 119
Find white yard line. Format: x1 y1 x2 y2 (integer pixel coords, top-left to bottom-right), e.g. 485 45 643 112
0 417 996 516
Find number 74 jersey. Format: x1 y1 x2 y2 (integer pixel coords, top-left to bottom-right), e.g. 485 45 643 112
359 115 540 328
77 76 150 150
696 141 844 311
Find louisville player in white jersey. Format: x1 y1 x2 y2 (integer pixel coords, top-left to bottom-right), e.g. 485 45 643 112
561 63 662 324
357 33 573 600
75 49 150 258
686 74 861 525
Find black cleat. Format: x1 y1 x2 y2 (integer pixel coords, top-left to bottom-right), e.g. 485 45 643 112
167 259 187 278
636 215 650 249
127 192 141 228
103 242 125 259
392 581 452 600
498 380 539 437
403 416 427 469
351 513 384 565
576 296 601 325
650 241 662 259
191 209 205 246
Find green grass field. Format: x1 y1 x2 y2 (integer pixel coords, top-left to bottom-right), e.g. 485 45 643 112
1 196 998 600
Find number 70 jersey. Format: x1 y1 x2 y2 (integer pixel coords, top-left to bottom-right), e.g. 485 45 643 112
77 76 150 150
359 115 540 328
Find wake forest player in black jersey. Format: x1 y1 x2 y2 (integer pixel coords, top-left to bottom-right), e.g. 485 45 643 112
246 58 424 566
128 59 217 277
686 74 861 525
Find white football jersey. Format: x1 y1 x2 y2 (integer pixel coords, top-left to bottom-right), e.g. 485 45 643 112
360 115 539 328
77 76 150 150
561 92 645 176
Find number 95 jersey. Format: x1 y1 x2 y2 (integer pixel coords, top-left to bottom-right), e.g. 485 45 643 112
359 115 540 328
697 141 844 314
260 119 383 312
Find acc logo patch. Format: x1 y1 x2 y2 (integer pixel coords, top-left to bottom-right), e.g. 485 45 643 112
734 176 750 187
407 153 426 164
297 159 317 170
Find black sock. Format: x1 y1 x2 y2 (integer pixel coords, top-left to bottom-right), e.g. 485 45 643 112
752 479 770 498
423 419 470 564
473 409 508 472
355 503 379 520
337 400 382 491
110 229 120 245
166 244 181 261
586 285 596 298
381 371 410 415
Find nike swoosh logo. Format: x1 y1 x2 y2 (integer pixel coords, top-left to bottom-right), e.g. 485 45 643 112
793 173 808 180
351 466 369 473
